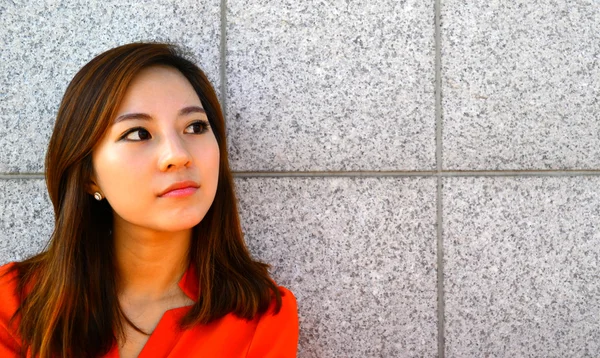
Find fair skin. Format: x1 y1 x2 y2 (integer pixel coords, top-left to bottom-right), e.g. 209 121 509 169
89 65 220 357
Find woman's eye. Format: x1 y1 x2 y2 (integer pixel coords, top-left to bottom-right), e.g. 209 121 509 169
184 120 209 134
122 128 152 141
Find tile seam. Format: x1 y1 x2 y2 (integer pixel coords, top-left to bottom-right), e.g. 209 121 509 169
434 0 445 355
436 176 445 358
0 174 46 179
4 170 600 180
234 171 600 177
219 0 228 122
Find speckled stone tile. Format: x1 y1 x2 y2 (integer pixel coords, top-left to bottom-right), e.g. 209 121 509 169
0 0 220 173
442 1 600 170
0 179 53 265
235 177 438 357
444 177 600 357
227 1 436 171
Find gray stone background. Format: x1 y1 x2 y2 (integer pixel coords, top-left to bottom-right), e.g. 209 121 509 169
0 0 598 357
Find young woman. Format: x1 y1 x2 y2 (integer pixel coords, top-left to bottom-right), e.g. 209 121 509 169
0 43 298 358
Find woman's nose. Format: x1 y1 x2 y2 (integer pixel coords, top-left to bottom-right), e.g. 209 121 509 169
158 133 192 171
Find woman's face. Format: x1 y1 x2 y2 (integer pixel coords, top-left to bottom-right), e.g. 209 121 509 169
90 65 220 234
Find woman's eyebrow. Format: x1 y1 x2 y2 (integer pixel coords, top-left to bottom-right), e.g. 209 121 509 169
179 106 206 116
114 112 152 123
113 106 205 124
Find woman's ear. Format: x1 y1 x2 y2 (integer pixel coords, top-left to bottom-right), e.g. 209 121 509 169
87 175 101 195
88 178 105 201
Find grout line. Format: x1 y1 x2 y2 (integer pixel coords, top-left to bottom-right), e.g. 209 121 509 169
234 170 600 177
3 170 600 180
434 0 445 355
439 170 600 177
219 0 228 122
0 174 45 179
233 171 436 178
435 12 443 175
436 175 445 358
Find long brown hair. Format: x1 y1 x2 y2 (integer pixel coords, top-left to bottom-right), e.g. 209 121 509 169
8 43 281 358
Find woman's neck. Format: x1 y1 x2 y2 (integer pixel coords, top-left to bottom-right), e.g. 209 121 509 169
112 222 192 302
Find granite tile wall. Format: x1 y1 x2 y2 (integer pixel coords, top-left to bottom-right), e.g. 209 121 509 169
444 177 600 357
0 0 221 173
1 1 599 357
237 177 437 357
226 0 436 171
442 0 600 170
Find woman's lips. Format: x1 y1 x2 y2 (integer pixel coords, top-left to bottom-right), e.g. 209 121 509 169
160 186 198 198
159 180 200 197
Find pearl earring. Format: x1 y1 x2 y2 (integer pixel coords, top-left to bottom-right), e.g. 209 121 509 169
94 192 103 201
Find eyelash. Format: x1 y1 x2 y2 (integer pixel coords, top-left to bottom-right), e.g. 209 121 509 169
184 120 210 135
119 120 210 141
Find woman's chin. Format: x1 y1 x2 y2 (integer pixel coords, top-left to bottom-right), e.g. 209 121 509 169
157 214 205 232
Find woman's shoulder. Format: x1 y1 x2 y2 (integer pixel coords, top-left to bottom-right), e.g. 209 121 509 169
258 285 298 322
274 286 297 317
0 262 20 303
0 262 22 353
245 286 299 357
0 262 21 320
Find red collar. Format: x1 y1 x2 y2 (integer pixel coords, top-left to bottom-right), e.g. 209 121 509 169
177 264 199 302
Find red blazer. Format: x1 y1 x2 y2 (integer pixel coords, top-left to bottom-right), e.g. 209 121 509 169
0 262 299 357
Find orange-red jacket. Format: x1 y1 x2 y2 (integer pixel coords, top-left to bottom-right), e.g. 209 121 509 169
0 262 299 357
